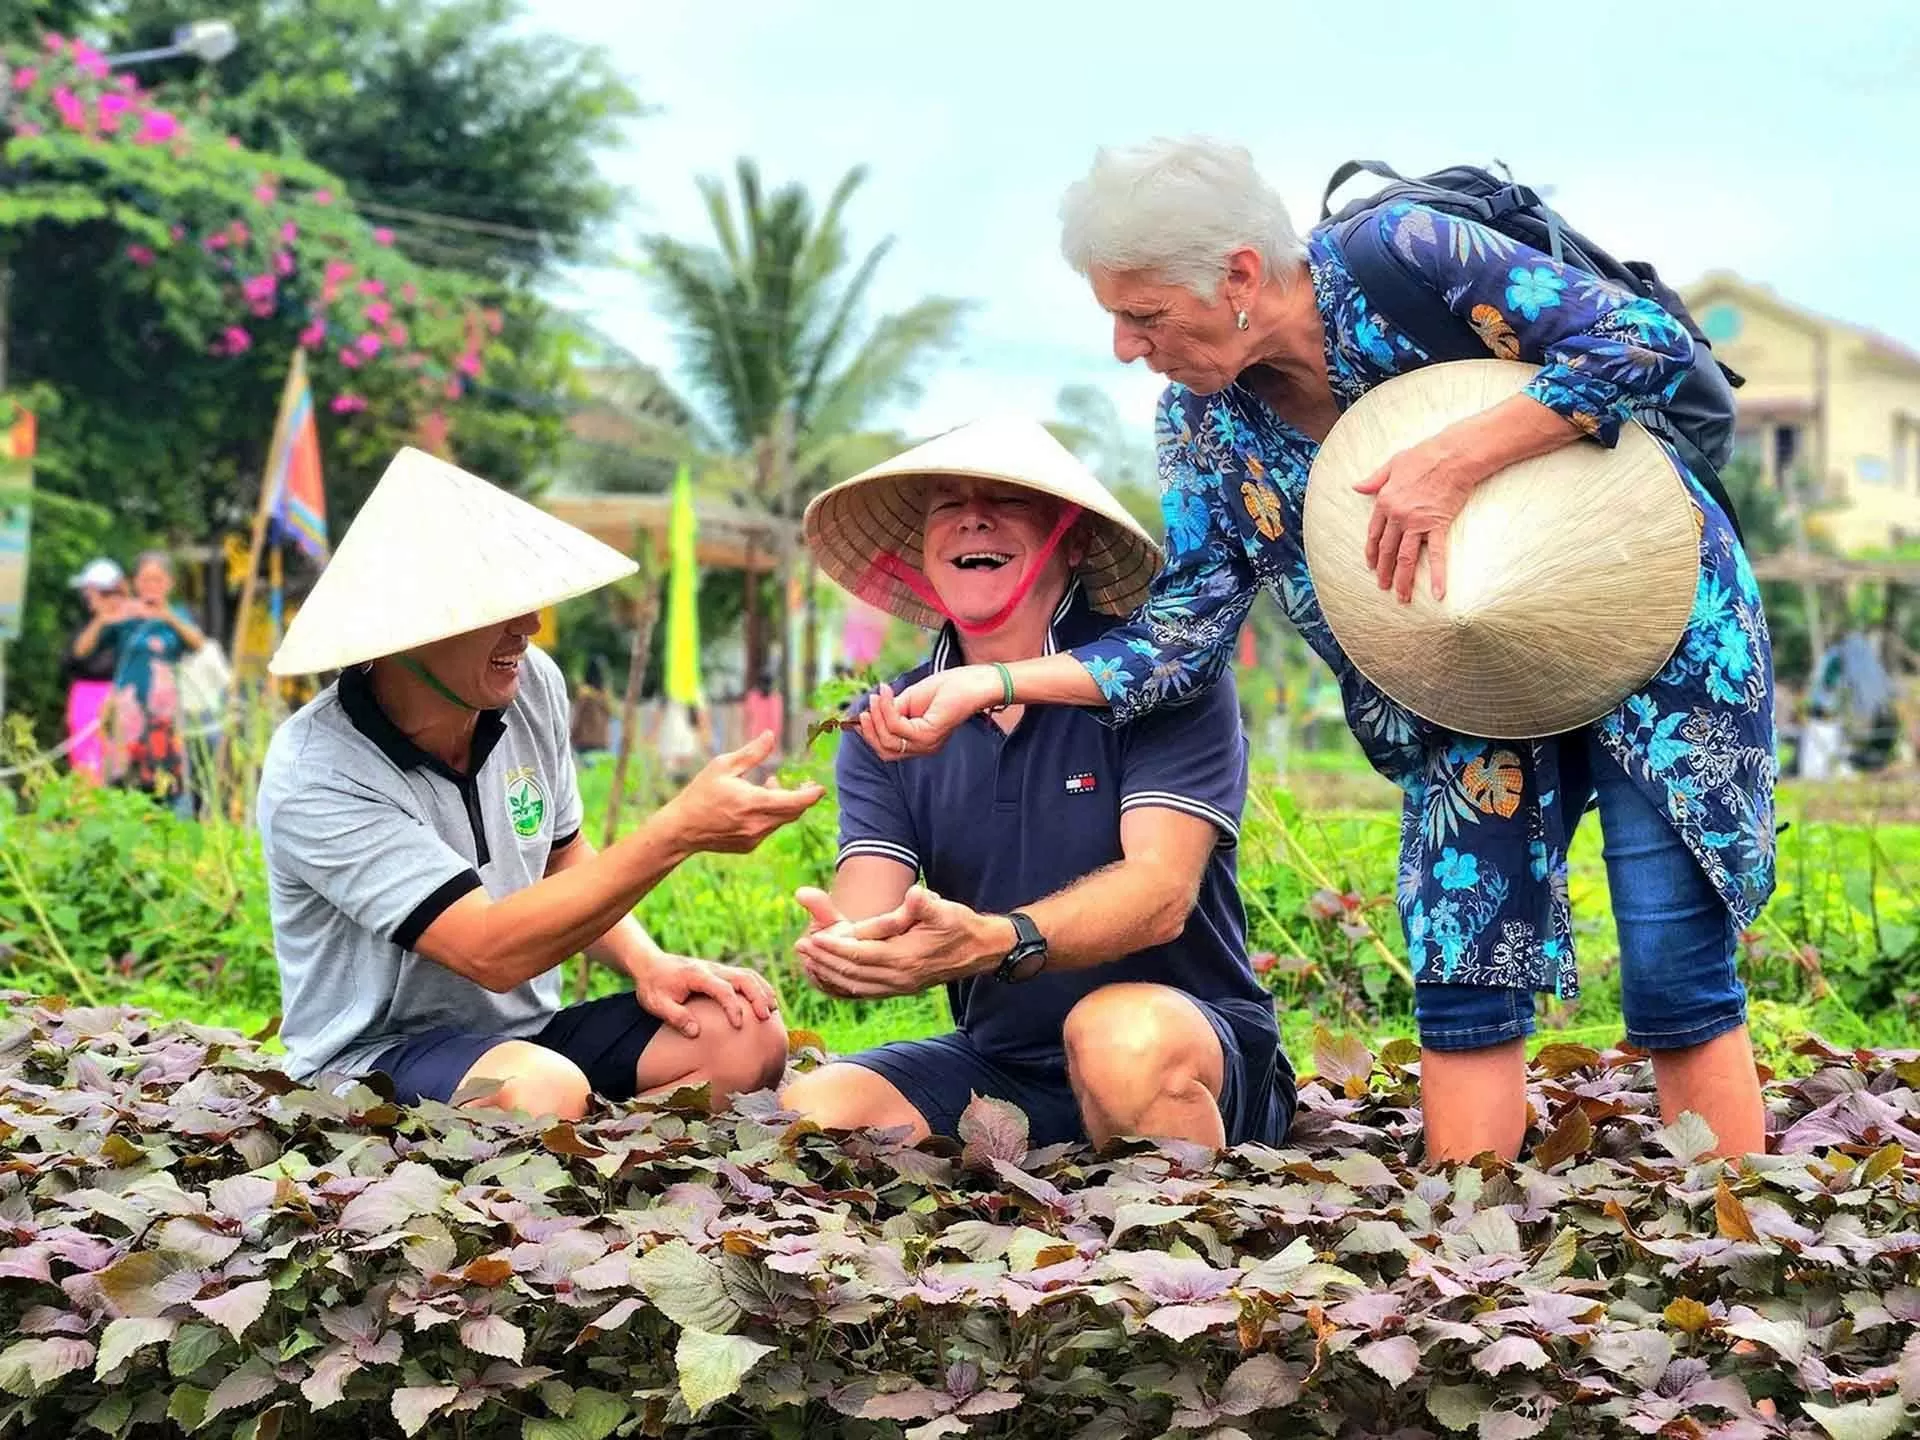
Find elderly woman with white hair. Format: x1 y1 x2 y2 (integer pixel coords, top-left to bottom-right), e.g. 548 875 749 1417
863 138 1777 1165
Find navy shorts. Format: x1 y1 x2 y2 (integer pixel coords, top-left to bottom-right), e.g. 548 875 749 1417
1414 730 1748 1053
845 991 1294 1148
367 992 667 1104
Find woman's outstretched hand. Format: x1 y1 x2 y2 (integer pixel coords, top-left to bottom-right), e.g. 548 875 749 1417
859 665 1004 762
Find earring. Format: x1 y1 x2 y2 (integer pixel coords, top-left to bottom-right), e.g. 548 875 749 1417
1235 309 1249 331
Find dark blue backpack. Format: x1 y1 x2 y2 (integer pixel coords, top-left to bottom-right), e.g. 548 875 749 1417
1321 159 1748 543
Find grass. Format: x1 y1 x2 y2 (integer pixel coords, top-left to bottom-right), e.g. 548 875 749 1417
5 717 1920 1077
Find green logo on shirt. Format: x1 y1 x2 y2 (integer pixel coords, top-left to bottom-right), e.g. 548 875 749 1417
504 768 547 838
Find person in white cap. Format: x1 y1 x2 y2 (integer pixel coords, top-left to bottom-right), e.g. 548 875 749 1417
256 448 824 1119
64 557 129 784
781 417 1296 1151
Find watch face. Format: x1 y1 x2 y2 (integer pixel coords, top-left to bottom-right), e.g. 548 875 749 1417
1008 942 1048 982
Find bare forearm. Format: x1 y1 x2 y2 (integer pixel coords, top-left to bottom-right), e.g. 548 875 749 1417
442 817 691 990
1003 652 1105 709
1449 394 1584 474
550 836 666 979
999 859 1196 973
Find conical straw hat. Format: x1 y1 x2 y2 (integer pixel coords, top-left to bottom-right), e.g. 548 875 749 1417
269 447 639 676
1302 359 1700 740
803 415 1161 629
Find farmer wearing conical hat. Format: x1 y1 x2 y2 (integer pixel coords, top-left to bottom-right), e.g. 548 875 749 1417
258 448 824 1118
782 416 1297 1150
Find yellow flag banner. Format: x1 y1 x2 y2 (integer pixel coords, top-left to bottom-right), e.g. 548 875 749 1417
663 463 703 707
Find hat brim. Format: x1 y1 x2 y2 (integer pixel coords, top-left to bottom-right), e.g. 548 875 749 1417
1302 359 1700 740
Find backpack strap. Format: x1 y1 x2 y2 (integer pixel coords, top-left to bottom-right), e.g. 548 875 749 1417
1320 160 1411 220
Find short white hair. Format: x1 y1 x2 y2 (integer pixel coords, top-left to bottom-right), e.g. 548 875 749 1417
1059 136 1305 298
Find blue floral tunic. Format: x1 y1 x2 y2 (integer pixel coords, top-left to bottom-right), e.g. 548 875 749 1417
1073 201 1777 999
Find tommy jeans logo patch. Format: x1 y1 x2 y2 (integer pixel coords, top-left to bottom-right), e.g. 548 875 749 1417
1065 772 1097 794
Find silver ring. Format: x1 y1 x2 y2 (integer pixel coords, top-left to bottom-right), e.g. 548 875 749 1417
896 735 908 756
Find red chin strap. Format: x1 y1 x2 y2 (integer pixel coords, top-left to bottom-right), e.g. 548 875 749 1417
859 504 1084 636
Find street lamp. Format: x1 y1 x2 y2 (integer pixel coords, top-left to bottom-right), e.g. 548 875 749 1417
104 19 238 69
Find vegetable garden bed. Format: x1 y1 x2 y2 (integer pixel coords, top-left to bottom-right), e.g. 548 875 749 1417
1 997 1918 1439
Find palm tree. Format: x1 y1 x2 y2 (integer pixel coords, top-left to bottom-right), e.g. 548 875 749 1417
642 160 969 702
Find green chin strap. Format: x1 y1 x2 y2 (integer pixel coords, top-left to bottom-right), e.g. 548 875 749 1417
396 655 484 713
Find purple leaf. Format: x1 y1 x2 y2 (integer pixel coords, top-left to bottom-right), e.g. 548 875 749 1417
1106 1250 1235 1303
190 1280 271 1341
390 1384 459 1437
299 1346 362 1410
958 1094 1029 1168
1357 1335 1422 1387
460 1314 527 1363
1475 1334 1551 1374
1145 1300 1242 1341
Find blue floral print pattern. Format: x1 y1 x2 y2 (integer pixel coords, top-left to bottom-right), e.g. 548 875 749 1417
1072 202 1777 998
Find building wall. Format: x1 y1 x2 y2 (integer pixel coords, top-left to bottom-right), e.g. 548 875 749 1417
1686 279 1920 552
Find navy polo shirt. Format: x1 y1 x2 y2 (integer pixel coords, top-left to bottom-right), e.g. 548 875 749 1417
835 582 1283 1071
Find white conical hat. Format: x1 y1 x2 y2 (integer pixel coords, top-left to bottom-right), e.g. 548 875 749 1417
803 415 1161 629
1302 359 1701 740
269 447 639 676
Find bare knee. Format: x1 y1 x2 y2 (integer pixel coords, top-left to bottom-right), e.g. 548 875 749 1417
1064 986 1218 1122
780 1064 929 1142
460 1041 590 1121
701 1003 790 1098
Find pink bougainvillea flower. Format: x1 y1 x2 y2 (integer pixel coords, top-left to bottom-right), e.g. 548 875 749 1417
280 221 298 244
444 380 462 400
134 110 179 145
52 86 88 131
242 274 277 304
224 134 240 149
206 233 230 252
97 93 131 132
401 283 418 302
68 41 108 78
298 319 327 348
168 224 185 242
354 332 383 359
323 260 354 286
44 33 66 55
372 227 394 246
115 75 137 94
221 326 252 355
364 301 392 327
338 347 362 370
273 249 295 277
254 183 278 206
329 392 368 415
313 189 334 206
385 323 410 347
11 67 38 92
419 410 450 452
125 244 156 267
456 352 482 378
227 221 250 245
358 279 385 298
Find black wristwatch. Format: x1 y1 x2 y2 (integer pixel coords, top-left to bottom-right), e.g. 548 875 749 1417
993 911 1049 984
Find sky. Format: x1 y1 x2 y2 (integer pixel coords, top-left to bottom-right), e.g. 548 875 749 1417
533 0 1920 446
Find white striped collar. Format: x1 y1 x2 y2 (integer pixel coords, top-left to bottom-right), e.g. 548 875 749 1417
930 579 1082 674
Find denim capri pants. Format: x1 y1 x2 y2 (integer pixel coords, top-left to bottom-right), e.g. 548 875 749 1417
1413 727 1749 1053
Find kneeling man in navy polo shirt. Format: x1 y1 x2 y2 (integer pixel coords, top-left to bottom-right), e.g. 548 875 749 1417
783 418 1296 1149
